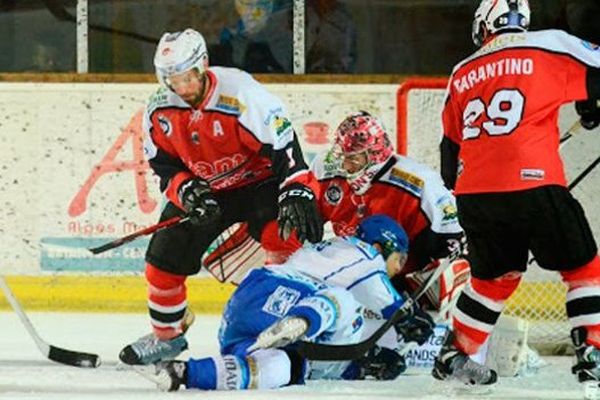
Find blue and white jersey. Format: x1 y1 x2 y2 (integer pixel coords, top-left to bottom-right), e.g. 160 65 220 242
219 267 326 355
268 236 404 320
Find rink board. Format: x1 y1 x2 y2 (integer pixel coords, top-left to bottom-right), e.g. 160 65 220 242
0 275 564 318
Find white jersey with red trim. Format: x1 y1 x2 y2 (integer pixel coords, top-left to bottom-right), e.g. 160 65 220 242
442 29 600 194
142 66 313 207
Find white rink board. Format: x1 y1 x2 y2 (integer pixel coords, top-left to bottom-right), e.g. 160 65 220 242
1 82 597 276
0 82 397 275
0 312 586 400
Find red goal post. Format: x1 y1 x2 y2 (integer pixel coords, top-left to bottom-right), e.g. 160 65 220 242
396 77 449 155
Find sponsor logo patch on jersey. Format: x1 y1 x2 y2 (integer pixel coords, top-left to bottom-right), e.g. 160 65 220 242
263 106 284 125
388 167 424 196
157 114 172 136
215 95 245 114
147 88 169 109
436 195 458 221
581 40 600 51
325 183 343 205
351 314 364 334
520 168 545 181
272 116 292 137
262 286 301 317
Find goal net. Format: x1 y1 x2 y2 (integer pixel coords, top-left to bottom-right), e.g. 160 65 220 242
397 77 600 354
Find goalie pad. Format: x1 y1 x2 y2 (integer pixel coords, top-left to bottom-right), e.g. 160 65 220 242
402 258 470 318
203 222 266 285
484 314 545 377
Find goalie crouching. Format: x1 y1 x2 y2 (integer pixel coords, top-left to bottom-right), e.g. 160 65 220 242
151 215 435 391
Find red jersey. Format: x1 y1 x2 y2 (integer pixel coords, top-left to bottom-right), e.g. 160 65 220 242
143 66 316 209
312 153 463 272
442 30 600 194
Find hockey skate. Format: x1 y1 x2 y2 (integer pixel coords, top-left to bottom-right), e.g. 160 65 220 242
154 360 187 392
119 308 194 365
248 316 309 352
432 330 497 385
572 327 600 382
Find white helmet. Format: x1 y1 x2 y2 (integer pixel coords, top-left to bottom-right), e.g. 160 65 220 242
472 0 530 47
154 29 209 88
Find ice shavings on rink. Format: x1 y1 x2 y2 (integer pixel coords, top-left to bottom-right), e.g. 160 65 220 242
0 312 587 400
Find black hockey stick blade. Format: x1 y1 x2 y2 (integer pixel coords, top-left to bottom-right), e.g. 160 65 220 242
48 345 101 368
296 255 455 361
0 276 101 368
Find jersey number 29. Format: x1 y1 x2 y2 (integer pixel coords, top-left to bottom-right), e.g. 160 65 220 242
462 89 525 140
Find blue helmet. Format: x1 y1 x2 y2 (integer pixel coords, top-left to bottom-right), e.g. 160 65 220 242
356 214 409 259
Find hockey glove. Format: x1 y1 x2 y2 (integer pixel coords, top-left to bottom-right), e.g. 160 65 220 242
575 99 600 130
277 183 323 243
178 178 222 226
394 305 435 346
346 345 407 381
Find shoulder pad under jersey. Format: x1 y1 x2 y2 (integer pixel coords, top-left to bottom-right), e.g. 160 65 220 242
146 86 189 116
454 29 600 74
206 66 295 150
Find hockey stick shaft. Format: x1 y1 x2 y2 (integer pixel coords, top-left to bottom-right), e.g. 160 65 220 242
568 154 600 191
0 276 100 368
88 215 189 254
89 158 259 255
296 255 457 361
559 120 582 146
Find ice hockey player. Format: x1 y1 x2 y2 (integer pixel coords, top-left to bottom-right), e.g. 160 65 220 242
150 214 435 391
119 28 323 365
433 0 600 386
261 110 469 311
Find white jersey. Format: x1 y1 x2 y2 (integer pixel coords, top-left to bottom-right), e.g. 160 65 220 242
267 236 403 320
265 236 404 381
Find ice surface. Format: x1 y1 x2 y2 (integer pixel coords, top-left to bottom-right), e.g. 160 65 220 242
0 312 587 400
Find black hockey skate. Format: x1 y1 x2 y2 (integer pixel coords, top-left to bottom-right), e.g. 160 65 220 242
432 330 497 385
572 327 600 382
155 360 187 391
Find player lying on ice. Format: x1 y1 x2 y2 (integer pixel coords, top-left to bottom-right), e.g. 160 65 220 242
148 214 435 391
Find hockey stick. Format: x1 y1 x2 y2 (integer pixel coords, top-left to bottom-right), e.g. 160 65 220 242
568 154 600 191
88 158 258 255
0 276 101 368
296 255 457 361
88 215 189 254
559 120 582 146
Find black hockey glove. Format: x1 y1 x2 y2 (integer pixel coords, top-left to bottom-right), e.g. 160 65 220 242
277 183 323 243
394 305 435 346
351 345 407 381
575 99 600 130
178 178 221 226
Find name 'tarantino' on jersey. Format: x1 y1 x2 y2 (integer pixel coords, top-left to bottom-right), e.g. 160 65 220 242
442 30 600 194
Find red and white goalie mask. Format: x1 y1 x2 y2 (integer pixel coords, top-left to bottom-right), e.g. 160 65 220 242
331 111 394 194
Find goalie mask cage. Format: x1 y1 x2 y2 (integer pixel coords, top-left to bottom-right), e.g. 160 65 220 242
397 77 572 354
